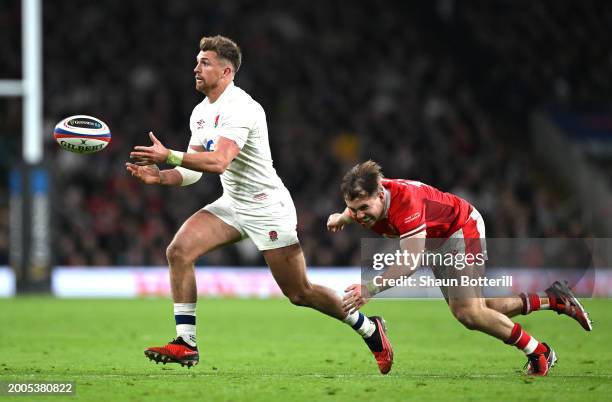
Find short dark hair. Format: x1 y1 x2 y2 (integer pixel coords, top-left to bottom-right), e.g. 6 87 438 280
199 35 242 73
340 160 384 201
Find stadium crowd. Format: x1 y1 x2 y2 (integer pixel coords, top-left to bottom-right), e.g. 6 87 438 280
1 0 610 267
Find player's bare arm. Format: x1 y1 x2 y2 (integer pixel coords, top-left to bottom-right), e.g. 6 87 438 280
342 234 425 314
326 208 354 232
127 134 201 186
130 132 240 174
125 163 185 186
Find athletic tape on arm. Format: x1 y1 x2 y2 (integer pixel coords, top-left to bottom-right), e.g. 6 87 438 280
175 147 202 186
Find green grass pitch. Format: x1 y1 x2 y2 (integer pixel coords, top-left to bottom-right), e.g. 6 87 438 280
0 297 610 401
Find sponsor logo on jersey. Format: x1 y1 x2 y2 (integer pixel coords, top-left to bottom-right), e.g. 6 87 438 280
205 139 215 151
268 230 278 241
196 119 205 129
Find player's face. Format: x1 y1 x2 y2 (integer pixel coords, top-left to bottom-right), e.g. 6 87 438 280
193 50 228 94
345 191 386 228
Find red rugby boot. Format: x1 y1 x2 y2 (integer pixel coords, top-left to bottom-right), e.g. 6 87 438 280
546 280 593 331
144 337 199 368
525 343 557 376
364 316 394 374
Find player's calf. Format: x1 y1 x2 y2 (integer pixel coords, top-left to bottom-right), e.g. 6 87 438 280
448 301 498 333
451 308 483 331
284 288 312 307
284 284 394 374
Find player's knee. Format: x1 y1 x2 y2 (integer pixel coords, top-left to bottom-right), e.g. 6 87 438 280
166 241 194 267
452 307 482 331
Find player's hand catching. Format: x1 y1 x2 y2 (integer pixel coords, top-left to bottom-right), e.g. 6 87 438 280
327 213 347 232
342 283 371 314
130 132 169 165
125 162 161 185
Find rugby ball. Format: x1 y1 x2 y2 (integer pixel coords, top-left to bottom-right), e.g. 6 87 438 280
53 115 111 154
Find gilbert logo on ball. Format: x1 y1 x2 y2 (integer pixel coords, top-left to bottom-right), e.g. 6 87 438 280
53 115 111 154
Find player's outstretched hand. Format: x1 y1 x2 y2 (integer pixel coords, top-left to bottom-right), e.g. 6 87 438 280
343 283 371 314
126 162 161 185
130 132 169 165
327 213 347 232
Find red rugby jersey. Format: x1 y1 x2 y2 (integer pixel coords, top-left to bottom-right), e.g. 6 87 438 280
353 178 473 239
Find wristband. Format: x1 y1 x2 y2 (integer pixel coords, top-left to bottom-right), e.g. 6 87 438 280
365 281 381 296
166 150 184 166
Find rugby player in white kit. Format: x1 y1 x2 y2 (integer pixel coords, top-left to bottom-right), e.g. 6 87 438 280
127 35 393 373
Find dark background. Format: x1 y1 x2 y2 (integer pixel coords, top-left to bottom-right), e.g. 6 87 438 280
1 0 610 267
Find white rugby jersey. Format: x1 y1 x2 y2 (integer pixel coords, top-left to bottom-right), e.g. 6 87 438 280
188 82 287 205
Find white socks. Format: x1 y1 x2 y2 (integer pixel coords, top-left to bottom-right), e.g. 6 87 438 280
343 311 376 338
174 303 197 347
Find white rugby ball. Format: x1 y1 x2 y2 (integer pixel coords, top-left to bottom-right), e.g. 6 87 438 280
53 115 111 154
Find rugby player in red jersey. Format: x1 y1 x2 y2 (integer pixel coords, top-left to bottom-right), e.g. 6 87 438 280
327 161 592 376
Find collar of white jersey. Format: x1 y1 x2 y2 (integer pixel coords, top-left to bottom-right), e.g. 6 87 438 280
206 81 235 105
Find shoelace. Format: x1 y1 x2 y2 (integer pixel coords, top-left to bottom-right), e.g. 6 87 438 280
169 337 197 350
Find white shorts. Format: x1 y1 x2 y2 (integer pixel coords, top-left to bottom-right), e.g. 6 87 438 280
430 207 488 300
203 190 299 251
431 207 487 257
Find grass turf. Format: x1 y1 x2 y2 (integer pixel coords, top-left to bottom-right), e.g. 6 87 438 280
0 297 610 401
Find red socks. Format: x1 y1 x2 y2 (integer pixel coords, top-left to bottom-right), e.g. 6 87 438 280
520 293 550 315
505 323 547 355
